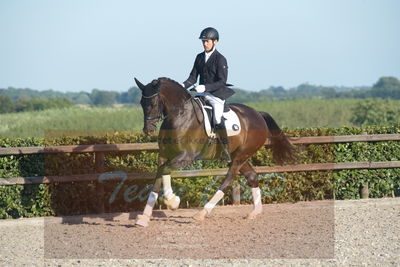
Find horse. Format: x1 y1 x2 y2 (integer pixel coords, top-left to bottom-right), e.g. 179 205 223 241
133 77 295 227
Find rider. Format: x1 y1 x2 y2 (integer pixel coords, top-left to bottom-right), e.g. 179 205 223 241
182 27 235 161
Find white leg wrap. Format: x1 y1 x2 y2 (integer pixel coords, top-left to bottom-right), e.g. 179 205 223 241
162 174 173 200
162 175 180 210
251 187 262 213
204 190 224 213
143 191 158 217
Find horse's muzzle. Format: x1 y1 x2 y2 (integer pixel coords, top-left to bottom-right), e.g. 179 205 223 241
143 119 158 135
143 127 156 136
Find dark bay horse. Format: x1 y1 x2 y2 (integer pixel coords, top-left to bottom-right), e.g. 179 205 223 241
134 77 294 227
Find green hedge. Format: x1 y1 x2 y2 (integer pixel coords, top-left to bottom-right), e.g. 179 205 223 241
0 126 399 219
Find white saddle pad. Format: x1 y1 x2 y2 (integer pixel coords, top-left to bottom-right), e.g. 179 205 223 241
196 98 241 138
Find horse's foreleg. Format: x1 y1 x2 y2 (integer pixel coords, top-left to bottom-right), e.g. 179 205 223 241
136 175 180 227
158 152 195 210
135 177 162 227
136 172 180 227
240 162 262 219
162 174 180 210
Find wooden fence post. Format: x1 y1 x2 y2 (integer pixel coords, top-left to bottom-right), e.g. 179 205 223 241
392 183 395 198
94 152 105 213
360 183 369 199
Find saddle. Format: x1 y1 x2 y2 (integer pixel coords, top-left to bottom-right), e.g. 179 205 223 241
194 96 241 138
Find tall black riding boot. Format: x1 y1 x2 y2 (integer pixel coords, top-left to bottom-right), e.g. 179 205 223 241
215 120 231 162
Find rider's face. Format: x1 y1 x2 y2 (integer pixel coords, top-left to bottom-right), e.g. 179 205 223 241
202 39 217 52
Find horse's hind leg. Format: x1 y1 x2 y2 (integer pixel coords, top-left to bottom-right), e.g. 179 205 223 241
240 162 263 219
193 163 242 221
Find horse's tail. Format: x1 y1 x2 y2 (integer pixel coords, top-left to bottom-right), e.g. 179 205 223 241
258 111 296 165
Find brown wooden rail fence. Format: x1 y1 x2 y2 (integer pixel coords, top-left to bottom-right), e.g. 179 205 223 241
1 134 400 208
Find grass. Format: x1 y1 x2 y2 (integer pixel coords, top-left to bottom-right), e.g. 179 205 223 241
245 98 359 129
0 98 386 138
0 106 144 138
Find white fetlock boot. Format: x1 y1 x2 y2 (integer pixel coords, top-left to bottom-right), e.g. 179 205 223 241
192 209 208 221
193 190 224 221
135 214 150 227
136 191 158 227
247 187 263 220
162 174 180 210
163 194 180 210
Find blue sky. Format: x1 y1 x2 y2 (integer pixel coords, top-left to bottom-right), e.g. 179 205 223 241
0 0 399 92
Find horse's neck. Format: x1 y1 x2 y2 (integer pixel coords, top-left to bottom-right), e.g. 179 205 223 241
163 95 194 117
160 85 192 116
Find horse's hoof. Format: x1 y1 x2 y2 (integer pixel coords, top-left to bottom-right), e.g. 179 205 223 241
164 194 180 210
193 209 208 221
246 210 262 220
135 214 150 227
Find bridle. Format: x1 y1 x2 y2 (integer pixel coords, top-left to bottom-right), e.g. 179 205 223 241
141 89 195 124
141 92 163 122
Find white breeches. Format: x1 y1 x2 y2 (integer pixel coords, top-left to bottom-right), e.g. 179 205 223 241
198 92 225 124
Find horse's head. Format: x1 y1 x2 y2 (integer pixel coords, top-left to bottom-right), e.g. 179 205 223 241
135 78 163 135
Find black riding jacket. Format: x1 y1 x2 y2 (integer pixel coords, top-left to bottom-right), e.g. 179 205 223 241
183 49 235 100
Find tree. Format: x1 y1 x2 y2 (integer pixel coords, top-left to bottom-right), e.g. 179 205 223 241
0 95 14 113
119 87 141 104
14 98 73 112
350 98 400 126
72 92 92 105
371 77 400 99
321 87 337 98
90 89 118 106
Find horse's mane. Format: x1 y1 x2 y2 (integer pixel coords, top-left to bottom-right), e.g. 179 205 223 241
158 77 191 97
158 77 182 87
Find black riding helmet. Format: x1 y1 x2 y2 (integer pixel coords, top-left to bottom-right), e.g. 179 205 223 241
199 27 219 41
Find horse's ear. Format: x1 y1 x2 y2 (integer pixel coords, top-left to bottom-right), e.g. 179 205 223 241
134 78 145 91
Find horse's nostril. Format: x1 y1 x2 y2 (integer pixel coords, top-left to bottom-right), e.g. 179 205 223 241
143 128 156 136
